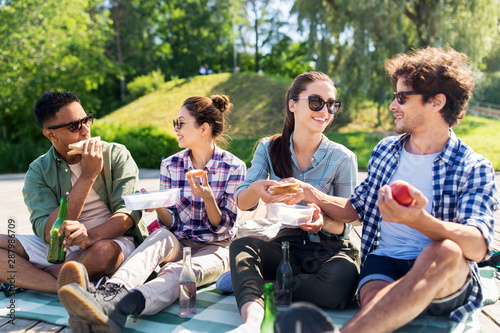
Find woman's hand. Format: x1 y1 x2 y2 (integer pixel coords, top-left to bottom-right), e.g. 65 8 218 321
250 179 294 204
187 172 214 201
299 203 323 233
139 188 157 213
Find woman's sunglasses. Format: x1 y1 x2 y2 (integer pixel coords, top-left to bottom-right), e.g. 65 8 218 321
47 113 93 133
393 91 422 105
294 96 341 115
173 119 196 130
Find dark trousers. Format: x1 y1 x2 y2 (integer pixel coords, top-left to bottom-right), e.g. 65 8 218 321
230 228 359 311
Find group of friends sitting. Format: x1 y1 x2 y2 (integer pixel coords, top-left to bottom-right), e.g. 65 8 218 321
0 46 498 333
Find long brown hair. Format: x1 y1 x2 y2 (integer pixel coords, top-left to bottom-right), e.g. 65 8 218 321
269 71 335 178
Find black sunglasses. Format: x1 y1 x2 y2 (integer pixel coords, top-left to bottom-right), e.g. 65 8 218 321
47 113 93 133
393 91 422 105
173 119 196 130
294 96 341 115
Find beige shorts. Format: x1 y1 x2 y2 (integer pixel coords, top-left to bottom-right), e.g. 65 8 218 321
16 234 135 269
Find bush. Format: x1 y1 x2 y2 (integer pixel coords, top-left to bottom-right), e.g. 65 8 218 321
127 69 166 100
473 71 500 105
0 140 51 173
93 123 181 169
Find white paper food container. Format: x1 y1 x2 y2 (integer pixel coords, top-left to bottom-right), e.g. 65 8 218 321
266 203 314 226
122 189 180 211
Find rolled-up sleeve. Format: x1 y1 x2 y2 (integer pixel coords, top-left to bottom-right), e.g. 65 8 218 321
234 139 272 210
23 165 59 241
209 163 246 234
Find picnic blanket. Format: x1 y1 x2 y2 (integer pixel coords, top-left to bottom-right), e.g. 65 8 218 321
0 283 481 333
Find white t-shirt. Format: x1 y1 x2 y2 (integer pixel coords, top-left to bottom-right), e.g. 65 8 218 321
68 162 113 230
371 146 440 259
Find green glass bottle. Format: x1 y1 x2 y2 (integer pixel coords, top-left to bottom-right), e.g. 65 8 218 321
47 197 68 264
261 282 277 333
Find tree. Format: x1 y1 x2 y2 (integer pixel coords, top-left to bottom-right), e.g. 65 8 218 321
291 0 500 125
0 0 112 142
238 0 286 72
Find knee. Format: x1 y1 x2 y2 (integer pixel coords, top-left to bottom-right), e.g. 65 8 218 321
88 240 122 267
424 240 463 268
230 237 258 257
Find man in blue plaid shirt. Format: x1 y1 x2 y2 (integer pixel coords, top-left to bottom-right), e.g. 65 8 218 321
284 47 498 333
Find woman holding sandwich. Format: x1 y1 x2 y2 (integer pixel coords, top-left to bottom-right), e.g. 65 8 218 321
226 71 359 331
58 94 246 332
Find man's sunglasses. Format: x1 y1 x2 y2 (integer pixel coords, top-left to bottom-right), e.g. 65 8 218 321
393 91 422 105
173 119 196 130
46 113 93 133
293 96 341 115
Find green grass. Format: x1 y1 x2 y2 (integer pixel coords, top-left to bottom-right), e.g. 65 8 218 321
97 72 500 171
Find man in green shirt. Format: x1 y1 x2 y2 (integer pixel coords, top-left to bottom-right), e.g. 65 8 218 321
0 90 148 295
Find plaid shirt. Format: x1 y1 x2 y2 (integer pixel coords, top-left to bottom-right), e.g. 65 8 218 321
160 145 246 243
349 130 498 322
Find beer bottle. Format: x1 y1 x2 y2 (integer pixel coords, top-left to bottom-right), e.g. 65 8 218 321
179 247 197 316
275 241 292 307
261 282 277 333
47 197 68 264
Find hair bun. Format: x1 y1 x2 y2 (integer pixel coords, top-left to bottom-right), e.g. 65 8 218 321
211 94 232 114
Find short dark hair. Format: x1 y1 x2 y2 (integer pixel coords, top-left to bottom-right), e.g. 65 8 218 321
385 47 474 127
34 90 80 129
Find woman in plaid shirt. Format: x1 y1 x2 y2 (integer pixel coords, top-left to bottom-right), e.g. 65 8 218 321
58 94 246 332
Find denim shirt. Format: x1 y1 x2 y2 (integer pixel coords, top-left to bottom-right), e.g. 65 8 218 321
235 134 358 239
22 142 148 245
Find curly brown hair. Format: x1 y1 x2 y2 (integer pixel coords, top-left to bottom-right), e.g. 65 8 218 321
385 47 474 127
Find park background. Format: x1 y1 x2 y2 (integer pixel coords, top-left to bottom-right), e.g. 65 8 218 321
1 0 500 174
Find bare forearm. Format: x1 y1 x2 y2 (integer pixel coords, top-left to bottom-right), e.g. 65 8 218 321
412 212 487 262
87 213 134 244
203 196 222 228
322 214 346 235
236 186 260 211
156 207 174 228
303 185 359 223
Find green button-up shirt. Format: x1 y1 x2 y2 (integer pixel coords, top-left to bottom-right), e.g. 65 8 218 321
22 141 148 245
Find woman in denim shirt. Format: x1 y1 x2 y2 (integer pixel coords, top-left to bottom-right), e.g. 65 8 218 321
227 71 360 331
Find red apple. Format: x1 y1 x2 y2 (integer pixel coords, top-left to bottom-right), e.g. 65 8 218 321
389 180 413 206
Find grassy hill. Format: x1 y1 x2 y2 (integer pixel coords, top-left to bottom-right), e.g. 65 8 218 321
94 72 500 171
99 72 291 139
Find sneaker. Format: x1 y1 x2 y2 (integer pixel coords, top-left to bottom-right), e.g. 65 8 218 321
59 283 131 333
57 262 94 332
216 271 233 293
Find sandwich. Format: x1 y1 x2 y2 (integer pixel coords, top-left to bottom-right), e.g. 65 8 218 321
187 169 205 177
68 136 101 155
268 183 300 195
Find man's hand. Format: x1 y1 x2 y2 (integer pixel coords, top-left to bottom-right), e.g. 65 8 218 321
279 178 308 205
377 184 428 227
81 138 103 180
299 203 323 234
58 220 91 251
